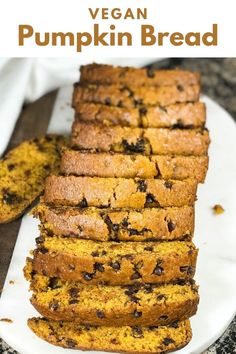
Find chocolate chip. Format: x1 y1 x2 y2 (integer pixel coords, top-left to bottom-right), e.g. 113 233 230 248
122 138 145 153
104 97 111 105
94 262 105 272
69 299 79 305
122 218 129 227
48 277 60 290
134 99 143 107
82 272 94 281
167 220 176 232
153 262 164 276
121 254 134 260
145 193 160 207
96 310 105 319
139 107 147 116
2 190 22 205
144 284 155 293
109 261 120 271
134 261 143 270
49 300 59 311
112 224 119 232
43 164 50 170
137 179 147 192
148 326 156 331
180 266 194 275
78 197 88 208
117 100 123 108
35 236 44 244
131 326 143 338
170 321 179 328
68 264 75 270
156 294 166 301
146 67 155 78
177 84 184 92
163 337 175 345
101 250 107 256
7 164 15 171
131 271 141 280
66 339 77 348
40 247 48 254
164 181 173 189
69 288 79 298
144 246 153 252
91 251 99 257
159 315 168 320
110 338 119 345
133 310 142 318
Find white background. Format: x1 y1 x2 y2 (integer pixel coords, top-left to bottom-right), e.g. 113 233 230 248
0 0 235 57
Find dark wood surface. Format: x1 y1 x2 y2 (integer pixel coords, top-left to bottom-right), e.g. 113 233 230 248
0 90 57 289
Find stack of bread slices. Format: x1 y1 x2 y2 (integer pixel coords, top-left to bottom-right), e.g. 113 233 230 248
25 64 210 354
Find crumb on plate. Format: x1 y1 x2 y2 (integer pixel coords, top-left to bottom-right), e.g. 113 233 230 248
0 318 13 323
212 204 225 215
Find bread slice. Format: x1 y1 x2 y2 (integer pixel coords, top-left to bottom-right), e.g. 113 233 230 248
27 265 199 326
28 317 192 353
72 83 200 108
80 63 200 87
34 203 194 242
44 176 197 208
0 135 66 224
61 150 209 183
31 237 197 285
74 101 206 128
71 122 210 156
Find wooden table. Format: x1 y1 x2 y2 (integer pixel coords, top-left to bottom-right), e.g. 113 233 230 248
0 90 57 289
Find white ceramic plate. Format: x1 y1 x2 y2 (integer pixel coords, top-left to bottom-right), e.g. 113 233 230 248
0 88 236 354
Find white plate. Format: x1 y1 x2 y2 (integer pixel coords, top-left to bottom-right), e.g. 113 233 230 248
0 88 236 354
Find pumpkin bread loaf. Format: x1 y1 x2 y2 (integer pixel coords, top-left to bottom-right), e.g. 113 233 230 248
25 261 199 326
0 135 66 223
34 204 194 241
44 176 197 208
80 63 200 87
61 150 208 183
72 83 200 108
71 122 210 156
31 237 197 285
28 317 192 353
74 101 206 128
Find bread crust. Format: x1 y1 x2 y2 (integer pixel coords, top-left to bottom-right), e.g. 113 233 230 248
80 64 200 87
44 176 197 208
71 122 210 156
74 101 206 128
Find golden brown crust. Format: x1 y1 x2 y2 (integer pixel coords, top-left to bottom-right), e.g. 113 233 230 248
34 204 194 242
74 101 206 128
71 122 210 156
72 83 200 108
80 64 200 87
28 317 192 353
61 150 209 183
29 274 199 326
44 176 197 208
31 238 198 285
0 135 66 224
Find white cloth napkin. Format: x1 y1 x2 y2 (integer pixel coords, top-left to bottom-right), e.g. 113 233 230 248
0 58 153 156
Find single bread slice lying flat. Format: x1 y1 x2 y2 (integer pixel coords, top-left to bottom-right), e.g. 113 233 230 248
0 135 66 223
28 317 192 353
